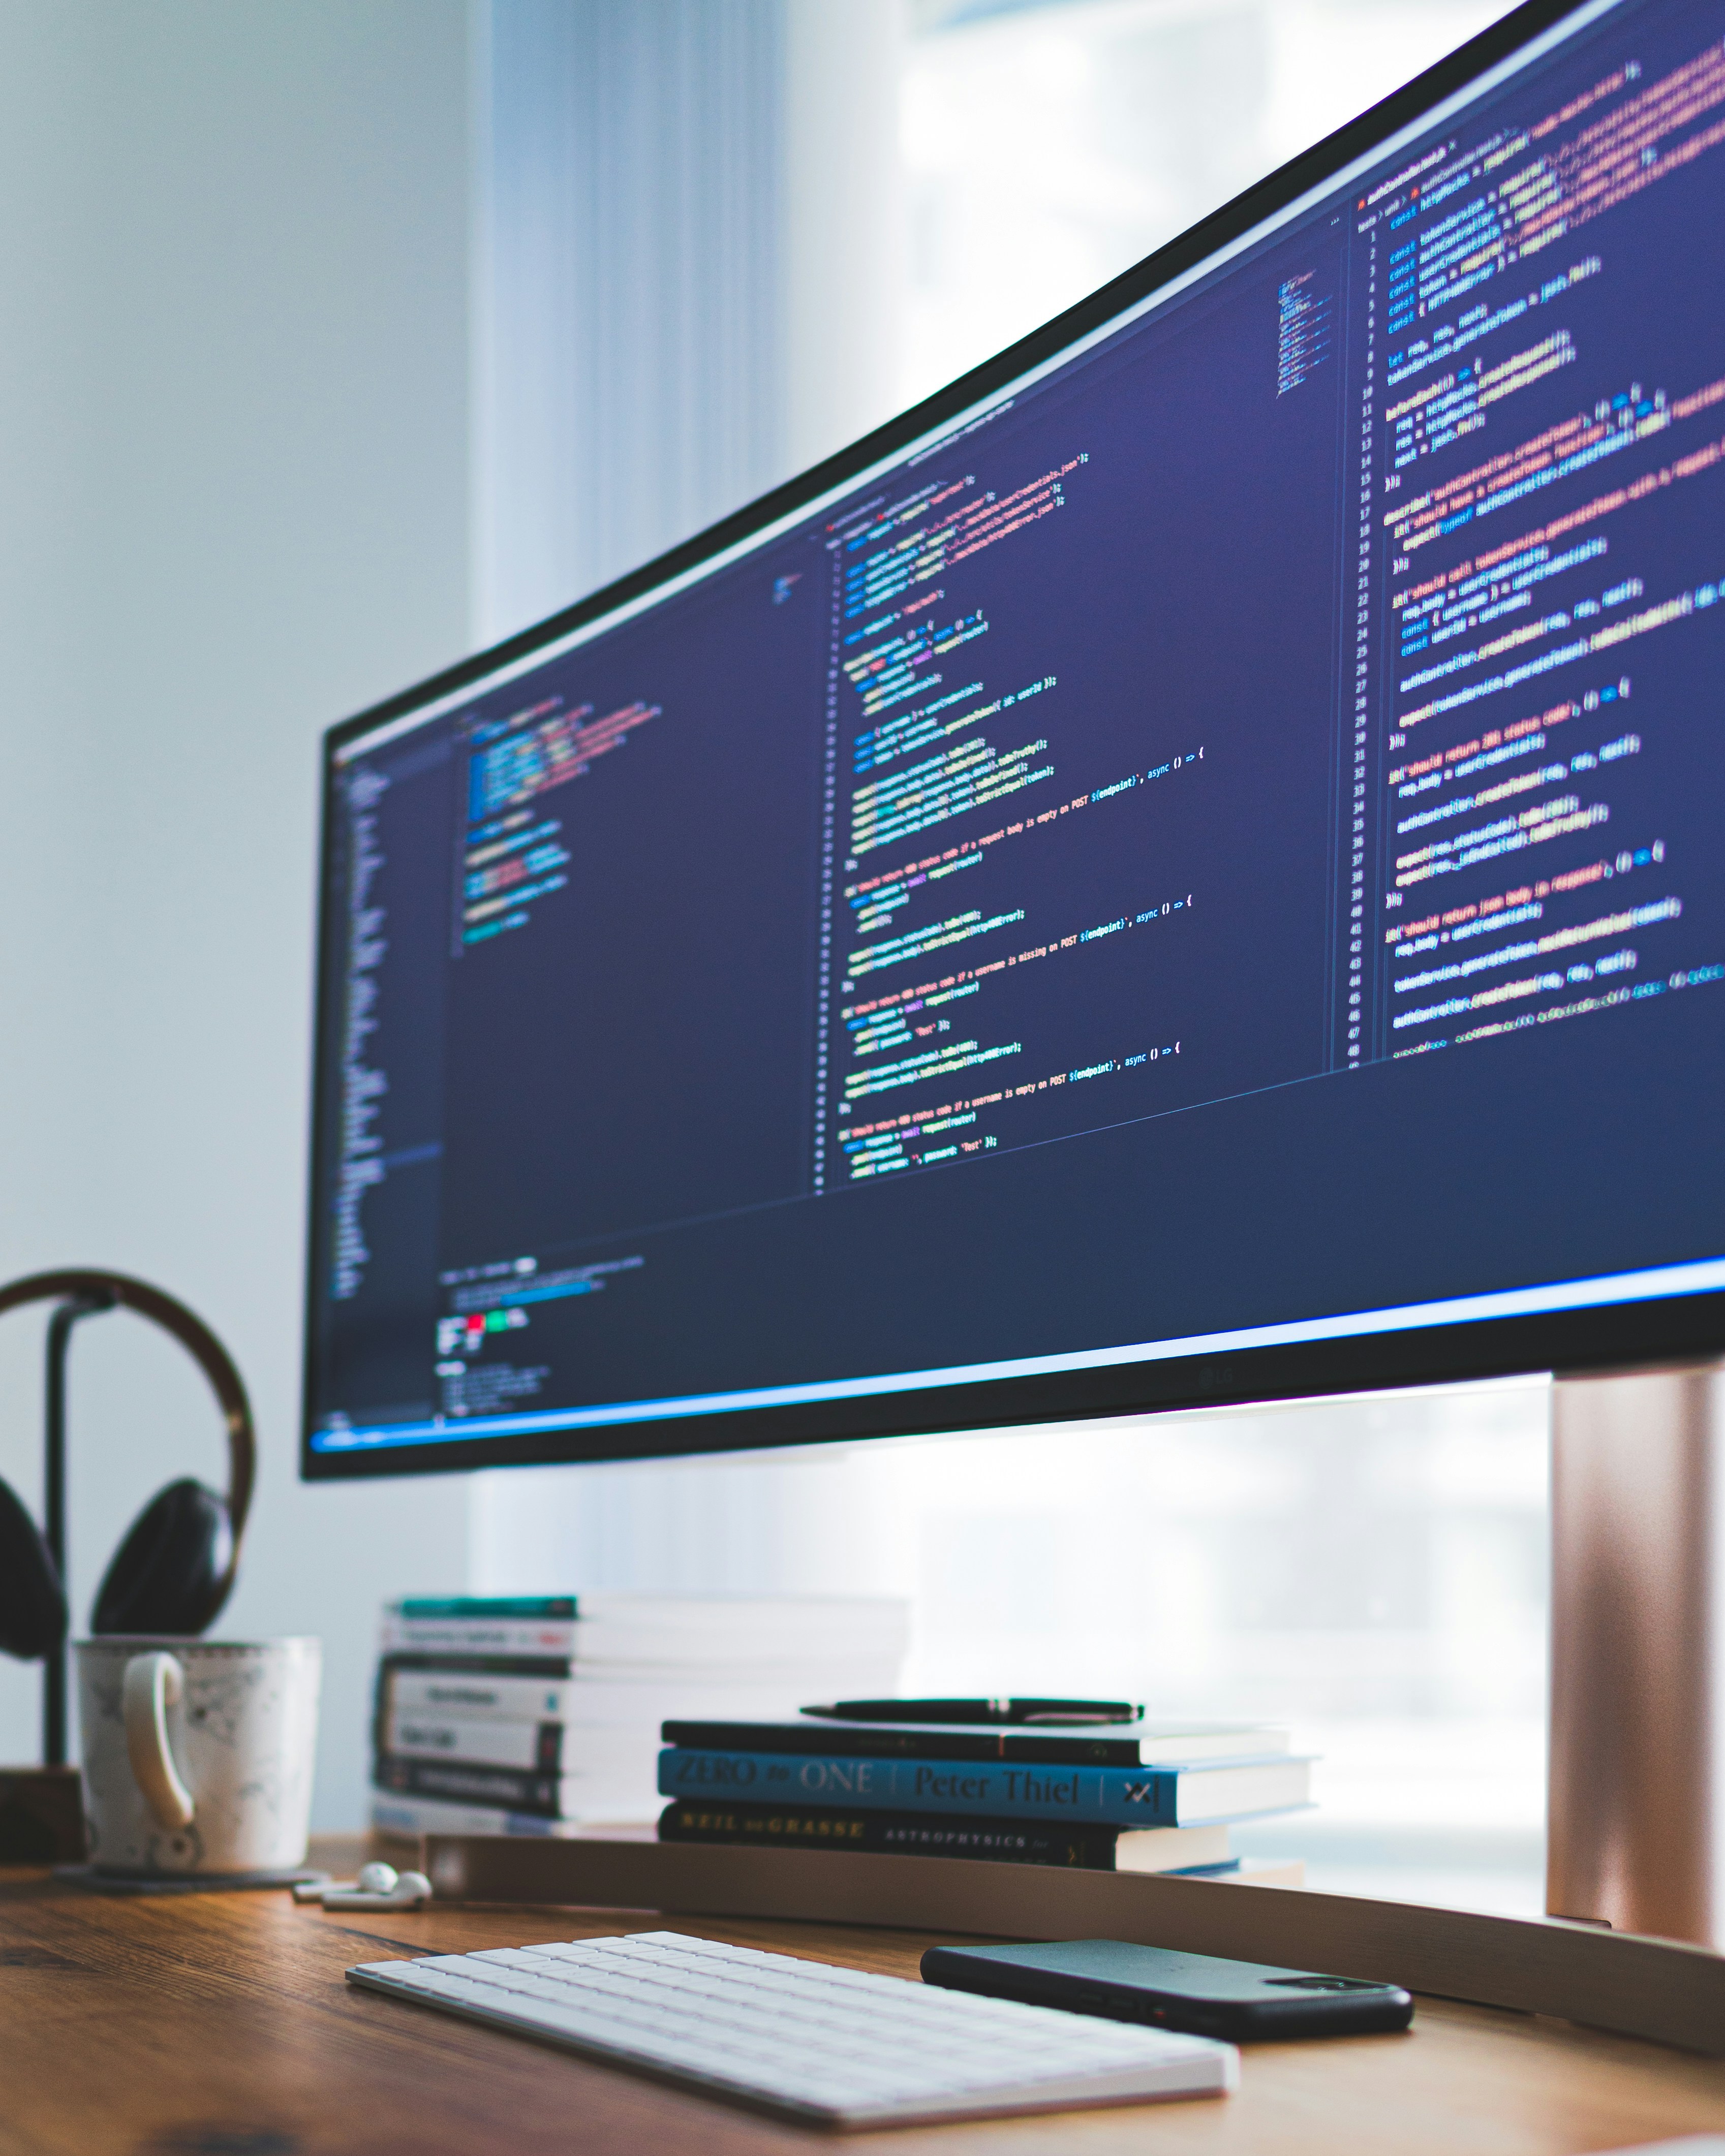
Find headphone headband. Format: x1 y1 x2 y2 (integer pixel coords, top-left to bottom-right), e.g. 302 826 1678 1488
0 1270 255 1606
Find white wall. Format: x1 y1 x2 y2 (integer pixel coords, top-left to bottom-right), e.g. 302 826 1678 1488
0 0 476 1826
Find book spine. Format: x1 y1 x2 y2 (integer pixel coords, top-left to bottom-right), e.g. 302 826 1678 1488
385 1713 563 1772
657 1800 1121 1869
378 1618 580 1657
377 1650 575 1679
376 1753 571 1816
369 1791 585 1840
386 1672 577 1721
392 1597 576 1620
657 1747 1185 1826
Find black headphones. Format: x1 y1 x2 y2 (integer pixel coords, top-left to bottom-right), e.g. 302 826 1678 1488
0 1270 256 1659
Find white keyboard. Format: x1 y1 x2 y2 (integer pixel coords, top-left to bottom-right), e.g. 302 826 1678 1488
347 1928 1238 2129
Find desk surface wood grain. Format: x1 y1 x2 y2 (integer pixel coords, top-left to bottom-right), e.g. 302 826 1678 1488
6 1837 1725 2156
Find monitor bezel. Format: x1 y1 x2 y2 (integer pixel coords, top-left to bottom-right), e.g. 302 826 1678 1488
302 0 1725 1482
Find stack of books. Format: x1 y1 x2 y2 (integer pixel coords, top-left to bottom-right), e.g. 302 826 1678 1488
656 1713 1311 1878
370 1593 909 1842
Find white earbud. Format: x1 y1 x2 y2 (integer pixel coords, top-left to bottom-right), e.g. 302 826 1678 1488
302 1860 434 1910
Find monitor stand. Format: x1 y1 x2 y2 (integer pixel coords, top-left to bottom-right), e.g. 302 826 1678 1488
1549 1359 1725 1948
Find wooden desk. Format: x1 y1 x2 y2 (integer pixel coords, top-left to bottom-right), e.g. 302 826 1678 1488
7 1838 1725 2155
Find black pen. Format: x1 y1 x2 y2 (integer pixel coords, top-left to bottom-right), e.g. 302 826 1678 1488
799 1697 1144 1726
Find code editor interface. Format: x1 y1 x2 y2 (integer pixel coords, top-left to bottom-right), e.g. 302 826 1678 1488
310 0 1725 1455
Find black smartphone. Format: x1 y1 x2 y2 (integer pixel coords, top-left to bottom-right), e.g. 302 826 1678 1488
920 1939 1414 2041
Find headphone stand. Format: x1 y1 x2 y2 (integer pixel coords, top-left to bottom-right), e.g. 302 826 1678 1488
0 1295 116 1863
42 1293 114 1769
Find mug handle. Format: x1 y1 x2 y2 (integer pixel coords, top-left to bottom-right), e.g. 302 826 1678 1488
122 1652 196 1829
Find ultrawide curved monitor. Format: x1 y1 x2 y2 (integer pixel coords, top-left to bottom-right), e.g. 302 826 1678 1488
304 0 1725 1481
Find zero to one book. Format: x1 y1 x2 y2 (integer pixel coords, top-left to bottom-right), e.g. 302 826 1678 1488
657 1747 1310 1829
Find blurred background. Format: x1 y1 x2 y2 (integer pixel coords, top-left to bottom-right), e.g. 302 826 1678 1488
0 0 1537 1908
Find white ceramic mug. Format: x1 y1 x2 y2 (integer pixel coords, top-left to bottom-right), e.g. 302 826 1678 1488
75 1636 320 1877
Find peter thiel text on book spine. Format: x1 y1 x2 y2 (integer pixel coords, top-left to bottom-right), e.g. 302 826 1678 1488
657 1748 1310 1829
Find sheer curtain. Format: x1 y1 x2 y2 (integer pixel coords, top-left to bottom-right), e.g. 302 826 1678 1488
473 0 903 644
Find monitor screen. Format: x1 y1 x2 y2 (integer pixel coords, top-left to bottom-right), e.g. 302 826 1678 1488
303 0 1725 1479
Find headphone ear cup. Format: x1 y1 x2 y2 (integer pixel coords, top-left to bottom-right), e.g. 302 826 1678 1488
0 1480 68 1661
90 1479 232 1637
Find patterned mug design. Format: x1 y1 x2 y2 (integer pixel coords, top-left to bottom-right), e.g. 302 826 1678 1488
76 1637 320 1877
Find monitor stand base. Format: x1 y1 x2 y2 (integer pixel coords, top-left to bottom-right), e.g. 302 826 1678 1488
420 1828 1725 2051
1549 1359 1725 1946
